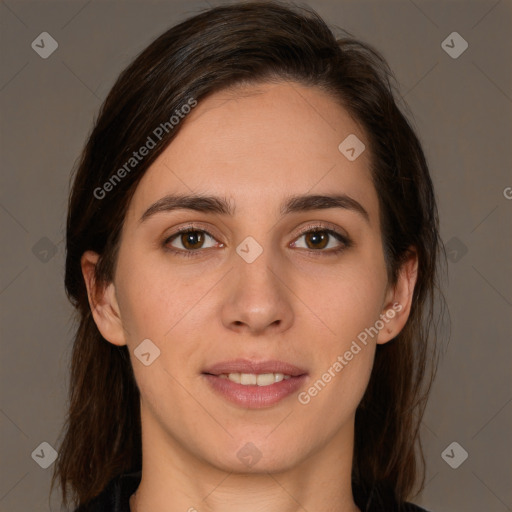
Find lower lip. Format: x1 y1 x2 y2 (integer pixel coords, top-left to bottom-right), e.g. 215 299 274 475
202 374 308 408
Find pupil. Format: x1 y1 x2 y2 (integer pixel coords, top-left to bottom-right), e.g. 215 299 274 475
184 231 203 249
308 231 327 249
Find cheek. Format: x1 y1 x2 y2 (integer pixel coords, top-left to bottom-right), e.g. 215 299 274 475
304 255 388 343
295 249 386 410
114 250 187 341
295 319 376 450
114 252 214 384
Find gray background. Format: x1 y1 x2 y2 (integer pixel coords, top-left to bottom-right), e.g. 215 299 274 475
1 0 511 511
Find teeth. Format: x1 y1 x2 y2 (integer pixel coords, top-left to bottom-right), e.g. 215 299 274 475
220 373 292 386
240 373 256 385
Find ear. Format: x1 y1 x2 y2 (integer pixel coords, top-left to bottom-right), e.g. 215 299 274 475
376 247 418 345
80 250 127 347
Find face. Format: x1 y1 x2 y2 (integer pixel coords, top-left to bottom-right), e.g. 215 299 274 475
83 81 416 475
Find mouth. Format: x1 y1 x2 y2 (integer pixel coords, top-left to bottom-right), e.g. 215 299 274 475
216 372 292 385
202 359 308 408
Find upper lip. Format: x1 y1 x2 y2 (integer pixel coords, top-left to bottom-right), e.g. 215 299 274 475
203 359 308 377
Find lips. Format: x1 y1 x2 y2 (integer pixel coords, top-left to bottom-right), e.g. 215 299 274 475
202 359 308 408
202 358 307 377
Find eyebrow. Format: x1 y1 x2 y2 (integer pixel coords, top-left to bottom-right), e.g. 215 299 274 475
140 193 370 223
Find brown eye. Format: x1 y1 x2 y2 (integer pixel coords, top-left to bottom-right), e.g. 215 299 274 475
165 229 218 252
304 231 329 250
179 231 205 250
291 228 349 253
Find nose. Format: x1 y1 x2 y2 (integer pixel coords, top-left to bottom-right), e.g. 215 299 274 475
220 248 294 336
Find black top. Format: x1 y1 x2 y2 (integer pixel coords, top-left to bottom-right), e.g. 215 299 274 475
75 470 432 512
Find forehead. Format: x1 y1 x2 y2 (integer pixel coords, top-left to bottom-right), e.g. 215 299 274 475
127 81 378 224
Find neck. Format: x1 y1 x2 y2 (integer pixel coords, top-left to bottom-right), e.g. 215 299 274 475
130 408 361 512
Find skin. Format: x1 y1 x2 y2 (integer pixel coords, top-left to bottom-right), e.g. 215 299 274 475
82 81 418 512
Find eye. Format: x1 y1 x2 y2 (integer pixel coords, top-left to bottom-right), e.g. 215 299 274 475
290 227 351 254
164 228 222 255
163 224 352 258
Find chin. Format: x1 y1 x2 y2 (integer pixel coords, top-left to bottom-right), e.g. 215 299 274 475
207 435 306 474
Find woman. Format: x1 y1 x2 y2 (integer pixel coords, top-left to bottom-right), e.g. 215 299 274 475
51 2 446 511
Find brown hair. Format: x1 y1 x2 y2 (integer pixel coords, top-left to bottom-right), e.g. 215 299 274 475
52 1 446 509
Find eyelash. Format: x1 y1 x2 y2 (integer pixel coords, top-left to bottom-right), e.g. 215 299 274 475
162 223 353 259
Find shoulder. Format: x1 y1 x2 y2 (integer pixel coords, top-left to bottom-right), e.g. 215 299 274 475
73 471 141 512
